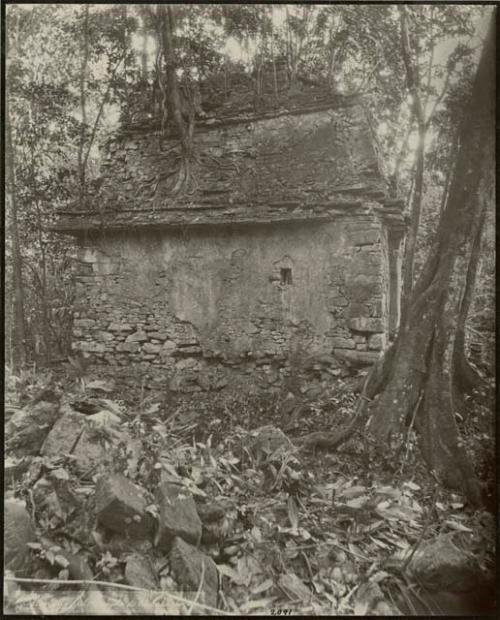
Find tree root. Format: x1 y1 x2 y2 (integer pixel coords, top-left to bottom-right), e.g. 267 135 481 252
296 350 393 451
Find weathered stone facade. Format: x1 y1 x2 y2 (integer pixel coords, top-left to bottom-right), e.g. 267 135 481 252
52 77 405 392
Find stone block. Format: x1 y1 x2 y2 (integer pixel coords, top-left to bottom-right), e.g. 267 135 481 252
368 333 386 350
334 349 380 366
331 337 355 349
41 409 86 455
178 345 202 354
126 331 148 342
371 300 383 317
149 331 168 340
78 341 106 354
169 537 218 608
41 409 112 476
95 331 114 342
176 358 198 370
352 230 381 246
347 275 381 302
143 343 161 354
330 296 349 307
410 533 482 592
5 501 36 575
349 317 384 333
74 318 96 329
116 342 140 353
95 474 153 539
71 430 112 477
7 401 62 458
125 553 158 590
349 302 371 317
109 322 133 332
155 483 202 551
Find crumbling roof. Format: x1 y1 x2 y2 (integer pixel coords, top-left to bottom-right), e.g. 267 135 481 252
51 68 405 235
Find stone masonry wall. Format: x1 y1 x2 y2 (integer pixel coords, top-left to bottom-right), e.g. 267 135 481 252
72 216 390 392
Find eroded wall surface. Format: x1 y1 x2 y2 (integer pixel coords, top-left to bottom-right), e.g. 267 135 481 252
72 217 390 392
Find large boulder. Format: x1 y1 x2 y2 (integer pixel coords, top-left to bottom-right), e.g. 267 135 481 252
125 553 159 590
155 483 202 551
41 407 122 477
6 401 62 457
5 500 37 575
409 533 484 593
169 537 219 608
95 474 154 540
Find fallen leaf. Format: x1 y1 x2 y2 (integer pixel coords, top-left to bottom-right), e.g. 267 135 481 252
252 578 274 594
287 496 300 530
403 481 421 491
444 520 473 532
344 496 369 510
86 380 114 392
240 597 275 612
339 485 367 499
278 572 312 601
369 570 390 583
88 410 121 426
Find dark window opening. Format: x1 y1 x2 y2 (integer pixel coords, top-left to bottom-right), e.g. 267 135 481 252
280 268 293 285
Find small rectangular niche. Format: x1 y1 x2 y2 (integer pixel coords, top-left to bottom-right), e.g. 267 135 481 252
280 267 293 285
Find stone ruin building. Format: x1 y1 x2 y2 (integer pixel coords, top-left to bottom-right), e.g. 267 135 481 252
52 65 406 393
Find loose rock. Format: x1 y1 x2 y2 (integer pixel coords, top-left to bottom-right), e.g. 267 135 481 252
41 407 120 477
5 500 37 575
125 553 159 590
6 401 62 457
409 533 484 593
169 537 219 608
95 474 153 539
155 483 202 551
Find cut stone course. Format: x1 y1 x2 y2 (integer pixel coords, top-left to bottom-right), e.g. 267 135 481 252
349 317 385 333
126 331 148 342
368 333 386 350
117 342 140 353
143 343 161 354
109 322 134 331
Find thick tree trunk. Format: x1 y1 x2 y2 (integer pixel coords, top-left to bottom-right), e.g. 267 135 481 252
399 5 427 320
453 182 489 392
157 5 194 192
369 14 495 505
